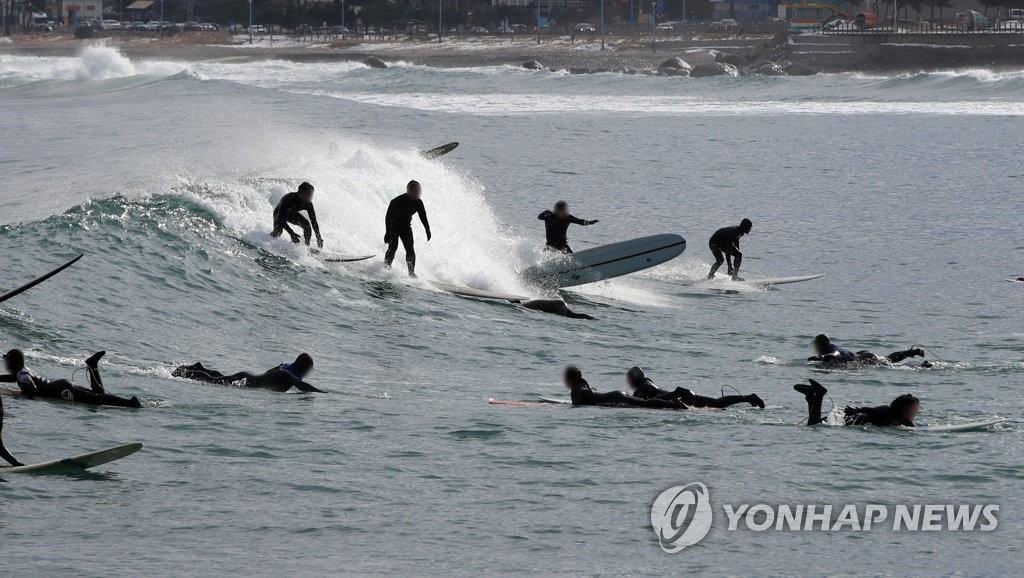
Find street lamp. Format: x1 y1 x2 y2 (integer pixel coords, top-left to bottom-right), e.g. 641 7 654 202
536 0 540 44
248 0 252 43
438 0 442 43
599 0 604 49
650 1 655 53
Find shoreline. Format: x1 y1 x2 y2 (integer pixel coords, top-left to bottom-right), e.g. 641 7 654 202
4 32 1024 74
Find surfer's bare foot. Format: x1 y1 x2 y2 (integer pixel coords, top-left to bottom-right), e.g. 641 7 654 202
731 275 745 282
85 351 106 369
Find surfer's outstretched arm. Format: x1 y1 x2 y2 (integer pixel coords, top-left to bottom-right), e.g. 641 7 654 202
0 397 24 467
569 215 598 226
293 379 326 393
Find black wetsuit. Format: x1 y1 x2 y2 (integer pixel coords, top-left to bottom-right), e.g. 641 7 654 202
0 395 22 466
631 378 756 409
538 211 593 253
272 192 322 246
708 225 745 278
172 362 324 393
800 386 914 427
384 194 431 274
5 366 140 408
568 379 683 409
809 344 924 367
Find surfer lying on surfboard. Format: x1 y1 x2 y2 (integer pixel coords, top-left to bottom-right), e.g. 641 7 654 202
271 182 324 249
538 201 598 254
794 379 918 427
172 353 325 393
707 218 752 281
808 334 928 368
0 396 24 466
564 366 686 409
626 367 765 409
1 350 142 408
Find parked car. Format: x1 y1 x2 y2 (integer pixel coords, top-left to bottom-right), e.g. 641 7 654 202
248 24 267 33
574 23 596 33
510 23 528 33
99 19 120 30
330 26 349 34
200 22 218 31
495 24 514 34
131 21 148 31
182 21 201 31
469 26 489 34
656 22 676 31
1009 8 1024 20
711 18 738 31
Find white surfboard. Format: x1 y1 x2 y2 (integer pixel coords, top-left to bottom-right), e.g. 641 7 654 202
1 442 143 473
525 234 687 288
320 254 375 263
682 273 823 287
431 281 529 302
1006 278 1024 283
538 397 571 404
910 418 1006 433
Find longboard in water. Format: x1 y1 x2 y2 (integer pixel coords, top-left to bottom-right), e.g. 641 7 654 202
321 254 375 263
432 282 529 302
525 234 687 288
2 442 143 473
488 398 560 407
421 142 459 159
1006 278 1024 283
0 253 83 304
909 418 1006 433
681 273 824 288
0 387 136 409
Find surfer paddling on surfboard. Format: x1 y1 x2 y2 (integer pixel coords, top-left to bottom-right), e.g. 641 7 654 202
0 396 24 466
625 367 765 409
537 201 598 254
808 334 928 367
172 353 325 393
384 180 432 277
1 350 142 408
794 379 918 427
707 218 752 281
271 182 324 249
564 366 686 409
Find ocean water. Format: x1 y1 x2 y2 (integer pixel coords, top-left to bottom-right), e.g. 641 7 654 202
1 45 1022 575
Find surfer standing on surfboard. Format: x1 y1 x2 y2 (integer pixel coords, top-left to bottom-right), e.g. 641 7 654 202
271 182 324 249
625 367 765 409
537 201 599 254
808 334 927 367
794 379 919 427
0 396 24 466
384 180 432 277
1 349 142 408
707 218 752 281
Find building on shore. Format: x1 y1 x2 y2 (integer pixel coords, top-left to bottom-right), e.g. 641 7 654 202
43 0 103 24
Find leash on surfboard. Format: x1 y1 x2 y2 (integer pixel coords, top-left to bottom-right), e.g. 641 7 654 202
910 344 954 364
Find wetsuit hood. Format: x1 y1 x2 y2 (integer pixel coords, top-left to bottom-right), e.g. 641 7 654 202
626 366 646 387
3 349 24 372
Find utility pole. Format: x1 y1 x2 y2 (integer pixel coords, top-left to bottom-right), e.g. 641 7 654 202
651 1 656 52
248 0 252 43
599 0 604 49
438 0 442 43
536 0 540 44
